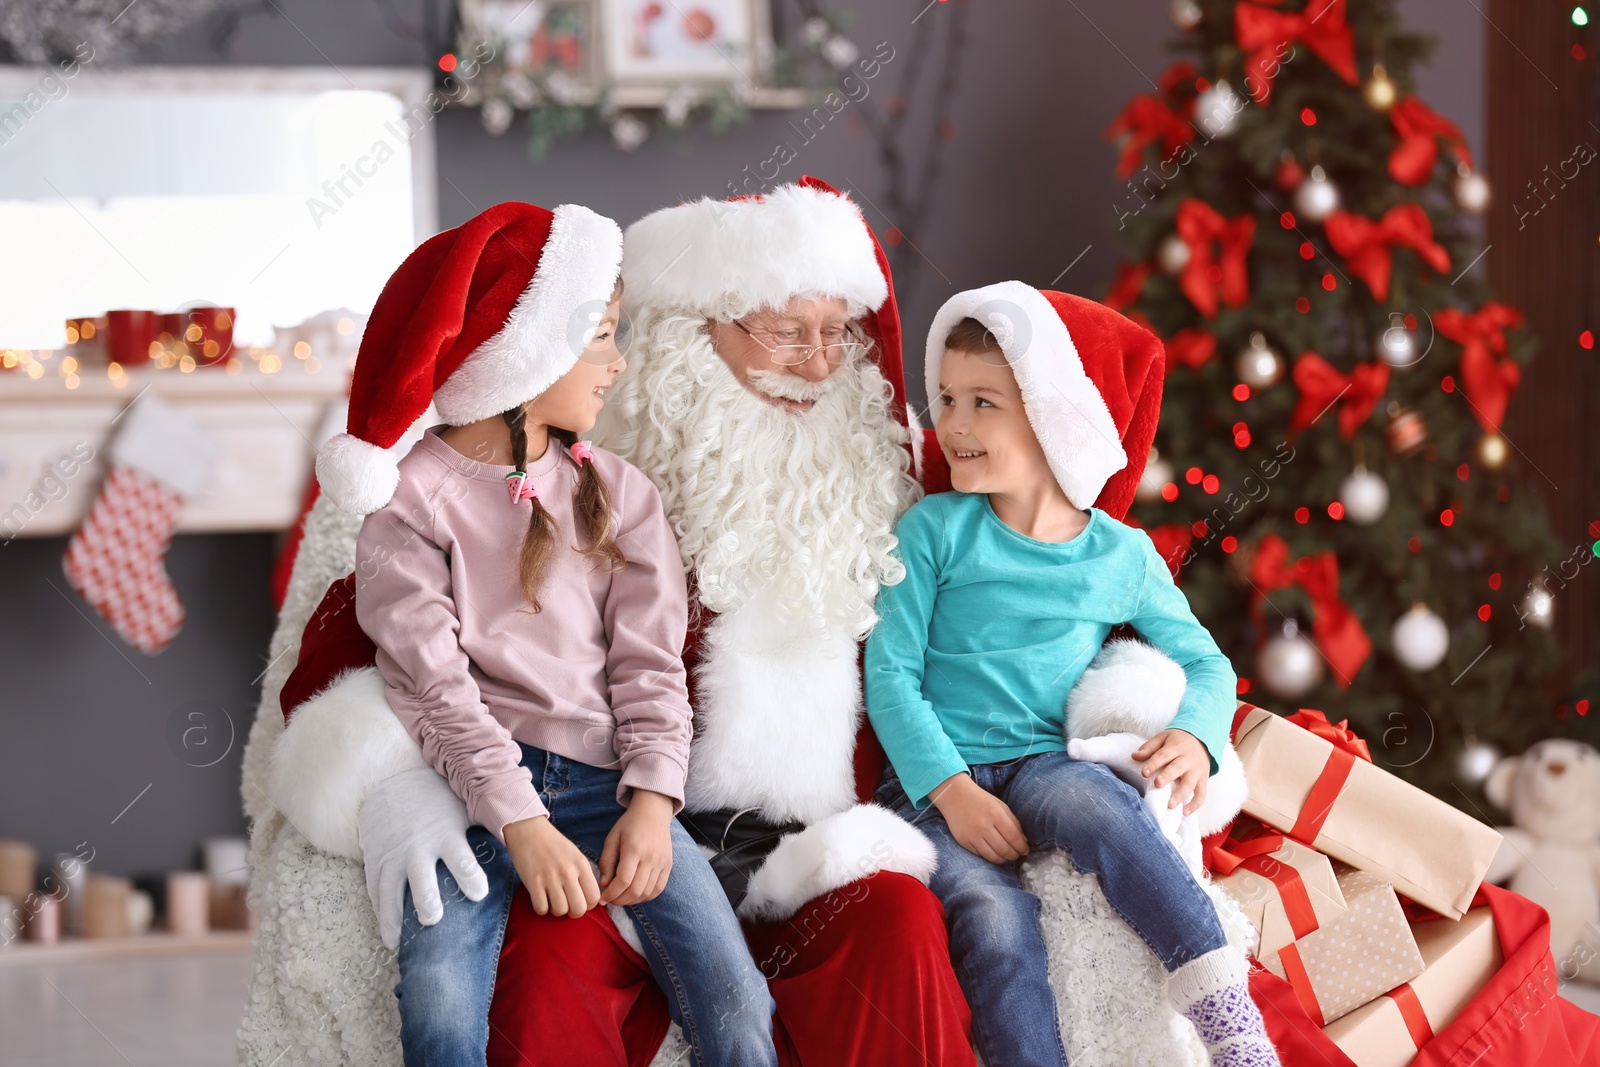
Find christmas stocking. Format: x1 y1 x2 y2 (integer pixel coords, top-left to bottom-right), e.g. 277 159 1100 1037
63 394 220 654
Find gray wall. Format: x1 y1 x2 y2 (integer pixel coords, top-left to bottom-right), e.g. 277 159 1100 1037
0 0 1482 882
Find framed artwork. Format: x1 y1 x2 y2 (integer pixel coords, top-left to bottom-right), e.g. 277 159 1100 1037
599 0 772 85
460 0 598 82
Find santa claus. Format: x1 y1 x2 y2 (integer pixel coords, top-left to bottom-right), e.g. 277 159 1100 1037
248 177 977 1066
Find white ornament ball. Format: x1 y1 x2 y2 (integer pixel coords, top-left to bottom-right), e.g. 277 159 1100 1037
1377 320 1421 367
1339 467 1390 525
1294 165 1342 222
1235 331 1284 387
1157 233 1192 276
1392 603 1450 672
610 114 649 152
1195 81 1242 138
1259 623 1324 699
1137 449 1174 503
1457 739 1501 785
1170 0 1203 30
480 97 514 136
1454 169 1491 215
1518 585 1555 630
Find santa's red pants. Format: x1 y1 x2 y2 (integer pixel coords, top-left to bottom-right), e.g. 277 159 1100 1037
487 871 976 1067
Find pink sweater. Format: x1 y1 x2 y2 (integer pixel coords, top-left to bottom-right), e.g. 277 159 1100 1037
354 427 692 841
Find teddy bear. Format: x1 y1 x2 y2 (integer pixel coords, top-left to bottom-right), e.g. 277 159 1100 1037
1063 637 1249 881
1484 738 1600 984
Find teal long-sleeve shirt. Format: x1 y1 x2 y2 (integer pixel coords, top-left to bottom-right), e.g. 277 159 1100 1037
864 491 1237 809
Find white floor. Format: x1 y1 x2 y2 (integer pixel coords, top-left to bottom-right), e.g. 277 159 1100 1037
0 948 1596 1066
0 951 251 1067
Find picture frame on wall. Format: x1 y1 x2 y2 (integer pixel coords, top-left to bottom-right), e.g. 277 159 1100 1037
459 0 599 84
599 0 773 85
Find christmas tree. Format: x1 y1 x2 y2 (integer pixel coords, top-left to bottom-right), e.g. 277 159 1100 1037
1103 0 1578 800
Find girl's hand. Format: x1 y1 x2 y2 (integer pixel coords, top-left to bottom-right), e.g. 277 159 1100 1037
930 772 1030 863
1132 729 1210 815
504 816 602 917
599 789 675 906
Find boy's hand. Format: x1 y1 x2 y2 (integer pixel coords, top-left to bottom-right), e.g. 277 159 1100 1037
599 789 675 906
930 772 1030 863
504 815 602 917
1132 729 1210 815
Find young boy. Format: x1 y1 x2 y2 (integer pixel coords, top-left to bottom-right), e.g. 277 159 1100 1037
866 282 1279 1067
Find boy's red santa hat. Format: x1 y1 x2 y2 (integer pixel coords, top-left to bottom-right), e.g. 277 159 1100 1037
924 281 1165 518
316 201 624 515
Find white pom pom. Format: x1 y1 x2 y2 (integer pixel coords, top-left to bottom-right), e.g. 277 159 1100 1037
315 433 400 515
1064 638 1188 740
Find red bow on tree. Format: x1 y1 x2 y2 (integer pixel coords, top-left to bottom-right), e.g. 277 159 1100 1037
1176 198 1255 318
1388 97 1473 186
1105 65 1198 180
1104 260 1154 311
1164 328 1218 373
1235 0 1358 104
1437 302 1525 433
1325 204 1451 301
1287 352 1390 439
1249 534 1372 686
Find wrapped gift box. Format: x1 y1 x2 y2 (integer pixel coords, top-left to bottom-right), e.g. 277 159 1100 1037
1232 704 1502 919
1212 820 1348 968
1321 907 1503 1067
1265 864 1425 1026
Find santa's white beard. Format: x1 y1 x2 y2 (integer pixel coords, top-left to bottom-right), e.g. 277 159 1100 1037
594 309 920 643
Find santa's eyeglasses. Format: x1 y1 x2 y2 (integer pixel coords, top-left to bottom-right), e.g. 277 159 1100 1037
733 320 867 366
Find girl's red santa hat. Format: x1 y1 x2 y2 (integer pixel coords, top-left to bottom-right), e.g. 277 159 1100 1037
316 201 624 515
924 281 1165 520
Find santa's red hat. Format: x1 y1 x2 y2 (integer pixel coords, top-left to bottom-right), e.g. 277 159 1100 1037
619 175 910 428
924 281 1164 519
316 201 624 515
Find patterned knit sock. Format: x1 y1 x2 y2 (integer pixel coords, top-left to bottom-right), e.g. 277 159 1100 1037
1168 947 1281 1067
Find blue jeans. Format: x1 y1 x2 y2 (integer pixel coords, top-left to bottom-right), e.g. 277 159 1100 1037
875 750 1228 1067
395 742 777 1067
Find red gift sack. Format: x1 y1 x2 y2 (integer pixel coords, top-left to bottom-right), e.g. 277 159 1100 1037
1255 883 1600 1066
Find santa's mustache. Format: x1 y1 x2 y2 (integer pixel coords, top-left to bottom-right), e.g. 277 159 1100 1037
745 368 837 402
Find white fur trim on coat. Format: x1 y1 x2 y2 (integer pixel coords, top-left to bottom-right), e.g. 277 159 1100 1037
684 600 863 824
925 281 1126 509
434 203 624 426
739 804 937 921
620 183 887 318
268 666 427 859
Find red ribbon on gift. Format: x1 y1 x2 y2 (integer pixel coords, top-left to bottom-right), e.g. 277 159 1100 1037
1176 198 1255 318
1287 352 1390 440
1277 941 1326 1025
1104 260 1154 311
1164 328 1217 373
1249 536 1372 686
1230 706 1372 850
1389 97 1473 186
1284 708 1373 763
1208 821 1322 941
1324 204 1451 301
1386 982 1437 1047
1235 0 1358 104
1438 302 1525 433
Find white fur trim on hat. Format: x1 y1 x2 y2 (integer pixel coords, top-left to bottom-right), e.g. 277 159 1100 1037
925 281 1127 509
620 183 888 317
315 432 401 517
434 203 624 425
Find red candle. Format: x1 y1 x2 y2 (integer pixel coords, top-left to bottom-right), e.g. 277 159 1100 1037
106 309 158 367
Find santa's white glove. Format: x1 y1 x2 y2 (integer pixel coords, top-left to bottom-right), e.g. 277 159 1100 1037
357 767 490 950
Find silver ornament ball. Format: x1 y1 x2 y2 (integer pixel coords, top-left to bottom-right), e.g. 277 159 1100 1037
1377 320 1421 367
1170 0 1203 30
1456 740 1501 785
1518 585 1555 630
1195 81 1242 138
1235 332 1284 388
1454 169 1491 215
1157 234 1192 276
1392 603 1450 672
1259 622 1324 699
1294 165 1342 222
1137 449 1175 503
1339 467 1390 525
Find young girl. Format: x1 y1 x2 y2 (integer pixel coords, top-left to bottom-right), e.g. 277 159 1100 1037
865 282 1279 1067
315 202 777 1067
